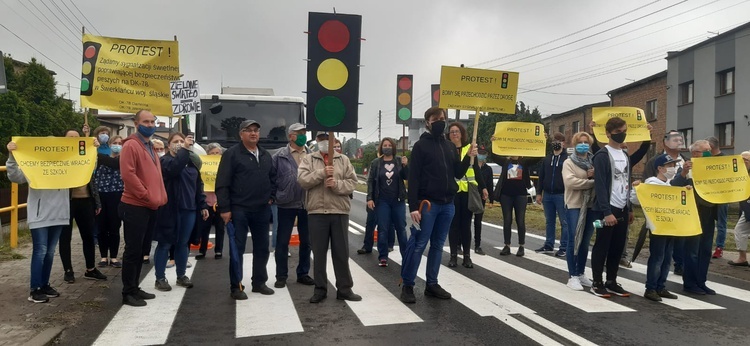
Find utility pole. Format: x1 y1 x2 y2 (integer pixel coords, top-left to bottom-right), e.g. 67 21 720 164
378 110 382 143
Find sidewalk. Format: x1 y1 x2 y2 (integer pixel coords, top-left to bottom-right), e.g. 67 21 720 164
0 227 124 346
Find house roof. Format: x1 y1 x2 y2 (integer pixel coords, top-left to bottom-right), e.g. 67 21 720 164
607 70 667 95
546 101 609 121
666 21 750 60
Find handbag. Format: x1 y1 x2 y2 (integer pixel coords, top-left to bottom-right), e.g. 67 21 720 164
466 177 484 214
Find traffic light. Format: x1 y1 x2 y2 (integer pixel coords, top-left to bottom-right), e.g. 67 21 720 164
431 84 440 107
733 158 739 172
396 74 412 124
78 140 86 156
80 41 102 96
501 73 509 89
306 12 362 132
681 191 687 205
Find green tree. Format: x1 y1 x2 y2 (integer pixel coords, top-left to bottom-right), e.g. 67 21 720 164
343 138 362 158
3 55 18 91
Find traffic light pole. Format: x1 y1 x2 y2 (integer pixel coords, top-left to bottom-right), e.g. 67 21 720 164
378 110 382 143
402 124 406 155
470 107 480 165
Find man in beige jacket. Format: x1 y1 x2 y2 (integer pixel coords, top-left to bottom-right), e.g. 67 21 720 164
298 138 360 303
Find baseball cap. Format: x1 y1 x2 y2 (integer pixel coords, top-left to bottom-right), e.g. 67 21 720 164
239 120 260 129
653 154 678 170
288 123 306 133
316 132 329 140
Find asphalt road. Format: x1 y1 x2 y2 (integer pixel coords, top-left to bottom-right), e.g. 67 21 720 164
59 191 750 345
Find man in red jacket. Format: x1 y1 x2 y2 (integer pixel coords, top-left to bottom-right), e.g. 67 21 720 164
119 110 168 307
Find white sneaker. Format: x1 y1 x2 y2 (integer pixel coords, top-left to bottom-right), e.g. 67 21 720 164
567 276 584 291
186 261 193 268
578 274 593 287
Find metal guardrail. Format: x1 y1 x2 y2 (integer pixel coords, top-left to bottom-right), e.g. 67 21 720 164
0 166 27 248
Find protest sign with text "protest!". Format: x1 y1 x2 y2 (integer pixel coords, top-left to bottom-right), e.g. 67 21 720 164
690 155 750 204
11 137 97 189
635 184 701 237
80 34 180 116
199 155 221 192
491 122 546 158
171 80 201 116
591 107 650 143
438 66 519 113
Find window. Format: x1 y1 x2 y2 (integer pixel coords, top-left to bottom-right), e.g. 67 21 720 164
571 121 580 133
719 69 735 95
679 128 692 148
680 81 694 105
717 122 734 147
558 124 565 134
645 99 657 121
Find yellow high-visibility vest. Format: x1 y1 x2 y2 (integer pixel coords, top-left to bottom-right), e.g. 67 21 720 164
456 144 477 193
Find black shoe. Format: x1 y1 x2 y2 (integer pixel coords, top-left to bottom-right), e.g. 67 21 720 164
474 247 486 256
40 285 60 298
683 286 706 295
499 246 511 256
310 293 327 303
400 286 416 304
657 289 678 299
605 280 630 297
356 248 372 255
28 289 49 303
215 253 222 259
98 259 109 268
516 246 525 257
644 289 662 302
231 290 248 300
424 284 451 299
136 289 156 300
176 275 194 288
462 256 473 268
591 281 611 298
195 253 206 260
274 279 286 288
122 294 146 307
674 266 683 276
64 270 75 283
337 291 362 301
448 255 458 267
85 268 107 281
534 246 554 254
555 249 566 257
297 275 315 286
251 285 275 295
699 285 716 295
388 247 394 252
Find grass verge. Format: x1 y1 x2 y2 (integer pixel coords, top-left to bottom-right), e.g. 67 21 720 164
0 227 31 262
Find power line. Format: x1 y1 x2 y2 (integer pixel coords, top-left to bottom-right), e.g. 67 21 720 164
14 0 80 50
470 0 662 67
0 0 79 57
38 0 80 38
47 0 79 33
0 22 79 79
518 89 605 96
59 0 87 29
70 0 101 35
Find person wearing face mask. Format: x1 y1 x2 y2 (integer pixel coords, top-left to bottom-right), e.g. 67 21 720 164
474 147 494 255
118 110 167 307
670 140 719 296
589 117 634 298
630 154 681 301
400 107 476 303
535 132 569 258
727 151 750 267
152 139 166 158
94 131 125 268
366 137 409 267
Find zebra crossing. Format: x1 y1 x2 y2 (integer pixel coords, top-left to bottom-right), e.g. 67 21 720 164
88 219 750 345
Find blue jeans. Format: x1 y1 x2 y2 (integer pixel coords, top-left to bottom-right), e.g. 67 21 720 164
401 201 455 287
155 209 196 280
30 226 63 290
565 208 595 277
271 204 278 248
673 237 684 270
275 207 310 280
646 234 674 291
230 206 271 289
376 199 408 261
543 193 568 249
683 206 716 290
362 206 395 251
716 204 728 248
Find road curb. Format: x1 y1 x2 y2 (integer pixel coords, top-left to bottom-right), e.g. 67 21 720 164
22 326 64 346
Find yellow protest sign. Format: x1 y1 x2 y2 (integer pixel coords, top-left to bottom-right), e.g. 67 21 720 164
591 107 650 143
199 155 221 192
80 34 180 116
10 137 97 189
491 122 546 157
635 184 701 236
690 155 750 204
438 66 519 113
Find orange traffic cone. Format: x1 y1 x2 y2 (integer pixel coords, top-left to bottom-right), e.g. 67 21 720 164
289 226 300 246
190 241 213 250
373 229 378 241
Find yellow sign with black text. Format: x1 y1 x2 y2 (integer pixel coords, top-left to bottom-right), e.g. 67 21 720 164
10 137 97 189
80 34 180 116
591 107 650 143
199 155 221 192
690 155 750 204
635 184 701 237
491 122 546 157
438 66 519 113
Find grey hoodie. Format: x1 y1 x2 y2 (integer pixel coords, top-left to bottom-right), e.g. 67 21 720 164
6 153 70 229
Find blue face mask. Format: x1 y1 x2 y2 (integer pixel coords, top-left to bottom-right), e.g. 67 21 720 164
477 154 487 161
138 124 156 137
111 144 122 153
575 143 590 154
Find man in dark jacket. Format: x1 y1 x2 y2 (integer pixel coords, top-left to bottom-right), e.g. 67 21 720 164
216 120 277 300
670 139 718 295
271 123 314 288
473 147 494 255
400 107 475 304
535 132 569 257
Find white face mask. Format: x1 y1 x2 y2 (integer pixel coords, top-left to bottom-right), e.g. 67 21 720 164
317 140 329 153
158 151 166 158
664 167 677 180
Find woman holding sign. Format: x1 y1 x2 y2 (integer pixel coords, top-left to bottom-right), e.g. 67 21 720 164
94 130 125 268
195 143 226 260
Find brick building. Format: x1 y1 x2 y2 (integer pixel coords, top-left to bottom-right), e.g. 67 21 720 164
543 101 609 143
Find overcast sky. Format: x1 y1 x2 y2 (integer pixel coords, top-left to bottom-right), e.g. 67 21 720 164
2 0 749 143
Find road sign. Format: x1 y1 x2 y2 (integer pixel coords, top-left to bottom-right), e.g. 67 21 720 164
438 65 519 114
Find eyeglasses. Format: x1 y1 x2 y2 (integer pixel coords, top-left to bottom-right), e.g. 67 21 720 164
242 128 260 133
449 130 461 134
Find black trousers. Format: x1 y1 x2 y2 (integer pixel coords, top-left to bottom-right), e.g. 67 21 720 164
473 200 486 248
97 191 122 259
309 214 353 295
500 194 527 245
119 202 157 296
197 207 225 254
449 192 473 256
591 206 629 283
60 197 97 271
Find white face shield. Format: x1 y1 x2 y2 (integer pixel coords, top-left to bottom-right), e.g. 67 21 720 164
664 133 686 150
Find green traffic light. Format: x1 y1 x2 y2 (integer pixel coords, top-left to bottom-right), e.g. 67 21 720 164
398 108 411 121
315 96 346 127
